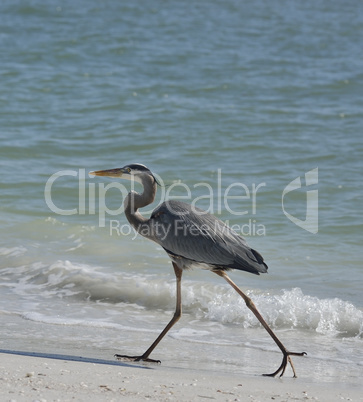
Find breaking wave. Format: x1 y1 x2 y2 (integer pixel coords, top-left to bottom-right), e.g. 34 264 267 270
1 258 362 338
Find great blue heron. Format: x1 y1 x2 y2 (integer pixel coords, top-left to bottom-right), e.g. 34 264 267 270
90 163 306 377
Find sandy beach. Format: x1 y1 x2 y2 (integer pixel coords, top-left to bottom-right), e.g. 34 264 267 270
0 351 361 402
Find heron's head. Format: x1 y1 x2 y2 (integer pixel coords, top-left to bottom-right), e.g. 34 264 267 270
89 163 157 184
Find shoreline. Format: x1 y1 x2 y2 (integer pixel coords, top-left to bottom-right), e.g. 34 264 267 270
0 350 361 401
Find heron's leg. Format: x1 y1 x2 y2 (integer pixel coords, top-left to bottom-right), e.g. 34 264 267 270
214 270 306 377
115 263 183 363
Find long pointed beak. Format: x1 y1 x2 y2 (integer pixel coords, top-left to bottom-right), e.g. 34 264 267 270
89 168 125 178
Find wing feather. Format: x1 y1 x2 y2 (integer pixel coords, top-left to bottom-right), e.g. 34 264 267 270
150 201 267 275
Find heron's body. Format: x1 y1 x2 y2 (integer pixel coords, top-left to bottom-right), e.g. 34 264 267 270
90 163 305 377
148 200 267 274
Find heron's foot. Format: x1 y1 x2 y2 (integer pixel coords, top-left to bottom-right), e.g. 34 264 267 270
114 354 161 364
263 350 307 378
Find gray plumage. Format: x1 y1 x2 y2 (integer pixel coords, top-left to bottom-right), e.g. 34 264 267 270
118 163 267 275
149 200 267 274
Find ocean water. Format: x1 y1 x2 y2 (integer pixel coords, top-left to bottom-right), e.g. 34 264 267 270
1 0 362 385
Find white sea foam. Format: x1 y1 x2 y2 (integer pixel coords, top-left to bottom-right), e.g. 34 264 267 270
206 287 363 337
0 246 27 257
3 259 361 339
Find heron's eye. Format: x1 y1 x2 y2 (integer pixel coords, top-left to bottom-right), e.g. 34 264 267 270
127 167 131 173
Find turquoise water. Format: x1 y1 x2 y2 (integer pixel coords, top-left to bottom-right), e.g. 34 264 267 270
1 1 362 384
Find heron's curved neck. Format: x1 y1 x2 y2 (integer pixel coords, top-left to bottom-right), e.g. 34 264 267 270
124 175 156 232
